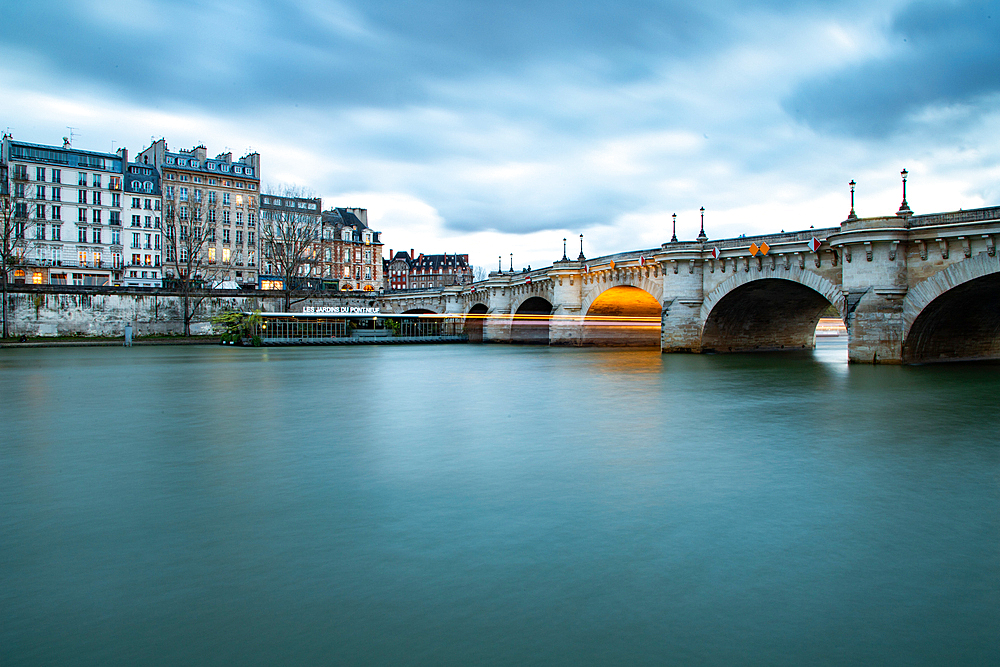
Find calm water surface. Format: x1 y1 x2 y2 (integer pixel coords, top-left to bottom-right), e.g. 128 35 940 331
2 340 999 665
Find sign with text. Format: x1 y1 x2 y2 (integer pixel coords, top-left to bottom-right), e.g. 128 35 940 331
302 306 381 314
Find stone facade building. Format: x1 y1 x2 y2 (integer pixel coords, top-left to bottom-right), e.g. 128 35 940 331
123 162 163 287
137 140 260 288
1 135 125 285
319 207 383 291
383 250 472 290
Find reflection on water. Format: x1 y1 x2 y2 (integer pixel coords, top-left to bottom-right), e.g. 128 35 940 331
1 342 998 667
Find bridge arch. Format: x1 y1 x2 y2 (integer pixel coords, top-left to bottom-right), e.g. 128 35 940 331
511 296 552 344
902 253 1000 362
583 285 662 346
464 303 489 343
699 269 844 353
580 269 663 316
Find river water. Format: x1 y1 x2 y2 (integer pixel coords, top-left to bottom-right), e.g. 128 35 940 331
2 340 998 666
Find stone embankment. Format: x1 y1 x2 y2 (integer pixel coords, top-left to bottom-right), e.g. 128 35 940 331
1 286 381 338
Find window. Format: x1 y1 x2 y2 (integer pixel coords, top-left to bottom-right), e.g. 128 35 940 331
194 190 202 202
52 225 61 240
79 227 88 242
145 233 151 249
247 230 254 245
132 197 141 208
94 251 101 265
144 198 152 210
208 228 216 242
111 193 120 207
78 208 87 223
145 216 152 228
144 182 152 192
236 230 243 244
222 247 231 263
109 176 121 191
35 168 46 184
92 174 101 187
179 206 188 220
51 169 61 183
36 223 46 240
36 204 46 220
110 211 120 225
52 187 60 201
154 235 160 250
132 253 141 264
132 215 141 226
208 209 216 223
78 189 87 204
179 187 188 201
92 209 101 223
93 191 101 206
78 172 87 186
235 194 243 206
223 229 230 244
208 163 216 171
79 250 87 265
112 230 120 245
92 228 101 244
132 233 140 248
166 157 175 165
223 210 230 224
165 186 174 198
208 247 216 263
193 176 201 183
52 206 61 220
145 254 152 266
249 212 255 226
236 211 243 225
179 174 189 182
223 193 231 206
248 250 255 266
208 191 216 205
155 217 161 228
155 200 161 211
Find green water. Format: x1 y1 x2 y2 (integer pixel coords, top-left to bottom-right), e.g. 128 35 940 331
2 341 998 665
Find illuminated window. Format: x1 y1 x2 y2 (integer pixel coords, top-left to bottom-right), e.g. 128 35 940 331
222 248 231 263
208 247 216 263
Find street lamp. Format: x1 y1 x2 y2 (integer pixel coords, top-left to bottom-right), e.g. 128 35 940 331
697 207 707 242
671 213 678 243
578 234 586 261
848 180 857 220
562 237 568 261
897 169 911 216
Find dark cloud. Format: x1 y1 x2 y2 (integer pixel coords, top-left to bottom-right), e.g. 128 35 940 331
784 0 1000 137
0 0 719 111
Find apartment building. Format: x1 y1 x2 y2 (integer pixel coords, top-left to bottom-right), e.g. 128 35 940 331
1 135 125 285
259 193 324 289
318 207 383 291
123 162 163 287
137 140 260 287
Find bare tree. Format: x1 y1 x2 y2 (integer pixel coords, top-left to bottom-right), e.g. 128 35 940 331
0 162 29 338
473 265 489 282
162 195 222 335
259 187 323 311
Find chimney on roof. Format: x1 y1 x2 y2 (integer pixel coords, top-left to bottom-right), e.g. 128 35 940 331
410 248 414 259
389 249 393 258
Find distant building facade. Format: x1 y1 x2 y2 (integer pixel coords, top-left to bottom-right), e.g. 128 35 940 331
1 135 125 285
137 140 260 287
383 250 472 290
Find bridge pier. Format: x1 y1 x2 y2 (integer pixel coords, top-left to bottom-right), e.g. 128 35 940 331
659 248 706 353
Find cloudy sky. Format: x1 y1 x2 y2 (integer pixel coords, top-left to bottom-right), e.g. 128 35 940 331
2 0 998 268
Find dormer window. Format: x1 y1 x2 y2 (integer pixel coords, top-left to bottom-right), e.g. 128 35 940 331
208 163 216 170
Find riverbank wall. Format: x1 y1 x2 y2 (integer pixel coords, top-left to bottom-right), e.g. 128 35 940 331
2 286 381 337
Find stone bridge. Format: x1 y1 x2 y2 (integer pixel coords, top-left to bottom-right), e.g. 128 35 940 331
380 204 1000 364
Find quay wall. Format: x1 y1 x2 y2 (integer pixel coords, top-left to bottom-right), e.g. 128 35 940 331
2 287 381 337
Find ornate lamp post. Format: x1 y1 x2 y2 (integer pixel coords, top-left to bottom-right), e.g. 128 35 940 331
509 253 513 272
897 169 912 216
697 207 707 242
578 234 586 261
561 237 568 261
848 180 857 220
671 213 678 243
